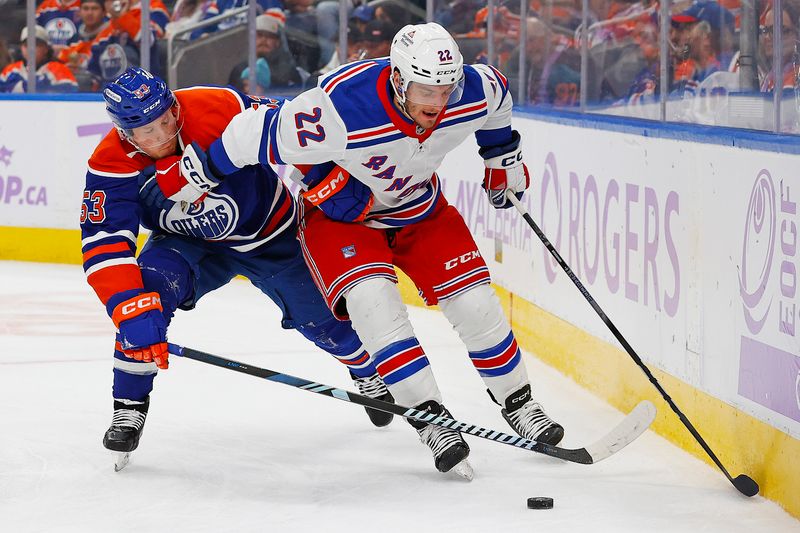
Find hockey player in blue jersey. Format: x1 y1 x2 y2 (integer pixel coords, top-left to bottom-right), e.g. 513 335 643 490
145 23 566 479
80 68 393 469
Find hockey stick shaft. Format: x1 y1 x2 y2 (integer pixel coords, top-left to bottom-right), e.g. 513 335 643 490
507 192 758 496
168 343 649 465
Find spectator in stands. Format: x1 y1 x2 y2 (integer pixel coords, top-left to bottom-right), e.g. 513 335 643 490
457 6 527 70
191 0 283 40
315 24 362 78
350 3 375 37
283 0 322 73
670 9 696 61
758 1 800 92
132 0 171 34
373 0 415 33
0 25 78 92
228 13 302 91
471 6 519 69
88 0 167 85
36 0 81 50
676 1 736 69
617 20 661 107
166 0 216 39
59 0 108 72
673 21 722 89
359 19 393 58
434 0 483 35
506 17 580 106
240 56 271 93
314 0 357 65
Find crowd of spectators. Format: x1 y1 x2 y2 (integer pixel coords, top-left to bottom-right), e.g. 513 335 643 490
0 0 422 94
1 0 798 126
433 0 800 117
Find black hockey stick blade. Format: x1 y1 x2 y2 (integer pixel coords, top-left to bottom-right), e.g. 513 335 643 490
169 343 655 465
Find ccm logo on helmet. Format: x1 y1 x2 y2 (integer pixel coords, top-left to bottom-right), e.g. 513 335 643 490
143 98 162 114
444 250 481 270
119 295 161 317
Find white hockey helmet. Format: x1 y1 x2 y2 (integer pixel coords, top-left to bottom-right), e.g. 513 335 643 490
389 22 464 108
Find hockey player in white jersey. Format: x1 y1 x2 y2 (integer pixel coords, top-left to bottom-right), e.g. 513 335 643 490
150 22 565 478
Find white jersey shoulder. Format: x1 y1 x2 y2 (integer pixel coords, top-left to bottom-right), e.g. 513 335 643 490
216 59 515 228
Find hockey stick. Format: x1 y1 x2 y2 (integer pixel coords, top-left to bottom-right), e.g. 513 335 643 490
506 191 759 497
168 343 655 465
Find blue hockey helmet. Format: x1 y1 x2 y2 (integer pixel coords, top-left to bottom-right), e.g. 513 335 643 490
103 67 175 131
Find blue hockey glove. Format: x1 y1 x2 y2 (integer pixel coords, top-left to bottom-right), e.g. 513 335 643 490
479 130 530 209
300 162 374 222
139 149 220 212
138 159 176 211
112 292 169 369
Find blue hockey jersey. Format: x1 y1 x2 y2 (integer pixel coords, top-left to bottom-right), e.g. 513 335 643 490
80 86 292 314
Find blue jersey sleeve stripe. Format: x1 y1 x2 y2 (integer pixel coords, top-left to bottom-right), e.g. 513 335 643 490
82 250 136 272
81 235 135 254
475 126 513 147
266 112 285 165
208 138 239 176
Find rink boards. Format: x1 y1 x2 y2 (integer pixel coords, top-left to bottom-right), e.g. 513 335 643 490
0 96 798 518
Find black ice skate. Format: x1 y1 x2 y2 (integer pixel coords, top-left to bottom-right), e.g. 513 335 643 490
501 384 564 445
408 400 473 480
103 396 149 471
351 372 395 427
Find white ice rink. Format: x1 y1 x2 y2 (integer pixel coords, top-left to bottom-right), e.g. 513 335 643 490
1 261 796 532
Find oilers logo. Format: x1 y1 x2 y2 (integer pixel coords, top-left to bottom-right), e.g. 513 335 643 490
99 44 129 81
159 192 239 240
45 18 77 46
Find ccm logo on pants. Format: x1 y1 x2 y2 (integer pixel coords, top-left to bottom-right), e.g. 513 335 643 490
444 250 481 270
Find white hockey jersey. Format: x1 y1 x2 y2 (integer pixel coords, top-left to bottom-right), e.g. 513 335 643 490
208 58 515 228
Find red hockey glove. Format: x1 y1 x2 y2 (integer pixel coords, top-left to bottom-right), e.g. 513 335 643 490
480 130 530 209
112 292 169 370
300 162 374 222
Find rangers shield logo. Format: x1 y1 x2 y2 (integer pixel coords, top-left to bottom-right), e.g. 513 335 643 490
341 245 357 258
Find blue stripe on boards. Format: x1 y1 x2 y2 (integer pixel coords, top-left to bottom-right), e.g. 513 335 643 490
512 106 800 155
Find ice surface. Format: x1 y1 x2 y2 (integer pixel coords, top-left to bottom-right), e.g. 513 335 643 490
0 261 796 532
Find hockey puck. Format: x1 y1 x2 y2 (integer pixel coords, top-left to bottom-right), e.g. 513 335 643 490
527 497 554 509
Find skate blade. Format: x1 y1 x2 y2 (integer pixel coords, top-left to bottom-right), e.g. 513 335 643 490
113 452 130 472
450 459 474 481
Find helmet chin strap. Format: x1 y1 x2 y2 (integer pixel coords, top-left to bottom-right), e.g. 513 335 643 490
390 73 409 114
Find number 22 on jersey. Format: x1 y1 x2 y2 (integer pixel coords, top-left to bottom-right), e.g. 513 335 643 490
294 107 326 147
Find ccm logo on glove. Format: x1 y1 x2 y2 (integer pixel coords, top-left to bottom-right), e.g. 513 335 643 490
500 152 523 167
181 154 213 192
113 293 163 326
300 162 374 222
304 167 349 204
